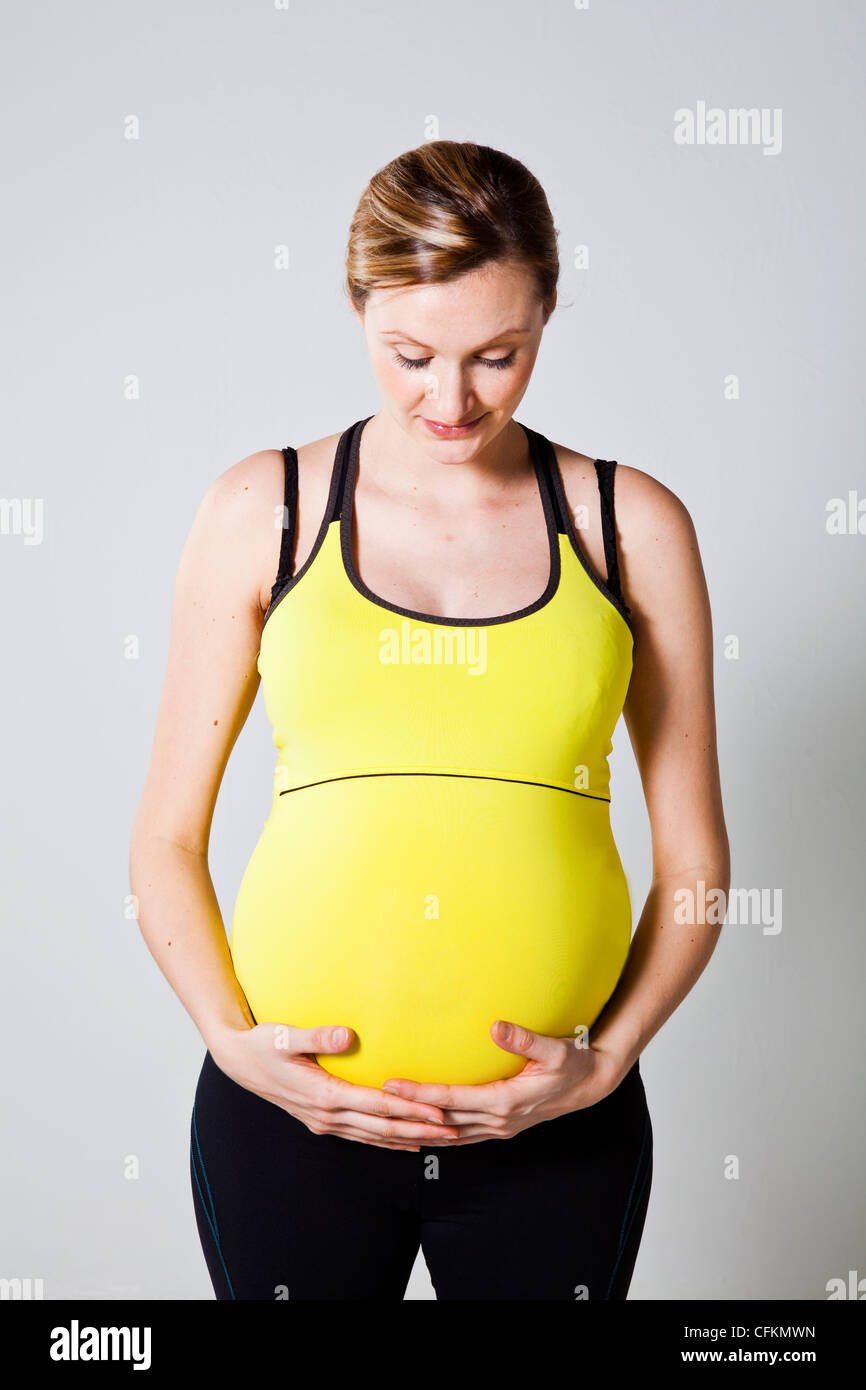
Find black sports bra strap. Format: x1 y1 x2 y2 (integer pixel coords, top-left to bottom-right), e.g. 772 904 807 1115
533 429 568 535
270 446 299 603
331 418 367 523
593 459 630 613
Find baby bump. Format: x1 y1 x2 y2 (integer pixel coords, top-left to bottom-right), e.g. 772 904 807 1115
228 774 632 1087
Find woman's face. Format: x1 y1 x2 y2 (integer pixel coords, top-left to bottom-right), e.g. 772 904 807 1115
356 256 553 456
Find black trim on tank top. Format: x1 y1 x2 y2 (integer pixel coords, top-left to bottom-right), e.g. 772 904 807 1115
260 417 634 637
338 415 563 628
260 424 356 633
268 446 299 608
594 459 630 616
329 415 361 524
541 439 634 629
278 770 611 802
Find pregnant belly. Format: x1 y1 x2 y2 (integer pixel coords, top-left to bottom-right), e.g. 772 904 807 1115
229 774 632 1087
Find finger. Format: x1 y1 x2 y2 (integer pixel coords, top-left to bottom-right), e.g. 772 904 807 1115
488 1019 565 1064
330 1120 464 1151
314 1072 454 1126
381 1071 555 1117
429 1123 511 1145
380 1075 539 1114
267 1022 356 1056
381 1076 505 1110
335 1128 422 1151
294 1112 426 1150
433 1108 516 1126
330 1108 460 1143
379 1020 551 1110
366 1127 495 1147
437 1133 499 1146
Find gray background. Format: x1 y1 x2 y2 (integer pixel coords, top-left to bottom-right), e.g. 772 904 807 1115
1 0 863 1300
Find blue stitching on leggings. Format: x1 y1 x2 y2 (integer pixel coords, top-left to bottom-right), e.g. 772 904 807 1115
615 1115 649 1253
191 1105 218 1236
190 1140 235 1300
190 1108 236 1300
605 1113 651 1299
619 1161 652 1261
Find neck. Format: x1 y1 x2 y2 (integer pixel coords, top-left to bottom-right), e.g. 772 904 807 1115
360 410 532 507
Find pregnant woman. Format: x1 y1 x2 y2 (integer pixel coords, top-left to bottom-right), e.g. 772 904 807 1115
130 140 729 1301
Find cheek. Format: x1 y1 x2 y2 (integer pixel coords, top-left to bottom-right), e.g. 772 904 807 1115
485 363 533 406
372 353 426 402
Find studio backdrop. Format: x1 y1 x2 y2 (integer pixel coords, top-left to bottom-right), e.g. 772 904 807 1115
1 0 863 1299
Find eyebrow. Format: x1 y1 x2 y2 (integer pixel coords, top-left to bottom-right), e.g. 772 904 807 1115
379 327 532 347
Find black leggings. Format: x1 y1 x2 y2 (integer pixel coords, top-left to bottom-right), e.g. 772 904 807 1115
189 1049 652 1301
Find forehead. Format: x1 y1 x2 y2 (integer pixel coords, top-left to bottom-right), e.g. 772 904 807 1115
367 259 540 342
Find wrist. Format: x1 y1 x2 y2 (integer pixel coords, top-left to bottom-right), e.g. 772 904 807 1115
202 1019 253 1066
590 1017 645 1078
588 1034 640 1091
559 1039 630 1115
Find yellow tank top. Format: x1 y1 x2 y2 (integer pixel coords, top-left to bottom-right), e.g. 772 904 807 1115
229 417 635 1087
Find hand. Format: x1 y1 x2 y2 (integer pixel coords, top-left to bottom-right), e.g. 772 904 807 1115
380 1021 631 1145
208 1022 460 1151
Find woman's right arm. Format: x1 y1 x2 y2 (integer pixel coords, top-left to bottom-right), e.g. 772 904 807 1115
128 451 457 1149
129 453 275 1058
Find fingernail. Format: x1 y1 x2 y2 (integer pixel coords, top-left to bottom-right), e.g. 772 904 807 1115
497 1021 512 1042
333 1027 348 1046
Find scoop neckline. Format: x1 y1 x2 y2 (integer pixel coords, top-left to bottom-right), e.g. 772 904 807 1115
338 415 562 629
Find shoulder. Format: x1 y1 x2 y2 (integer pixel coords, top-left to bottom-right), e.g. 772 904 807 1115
610 463 707 627
547 440 597 491
195 431 344 612
611 461 700 560
202 428 342 520
203 447 283 520
552 441 694 537
551 441 702 618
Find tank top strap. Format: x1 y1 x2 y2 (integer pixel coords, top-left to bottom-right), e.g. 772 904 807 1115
326 419 371 524
269 445 299 606
528 427 569 536
593 459 630 615
533 429 632 624
265 421 372 623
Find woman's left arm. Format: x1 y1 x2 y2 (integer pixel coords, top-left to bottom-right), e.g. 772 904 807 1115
586 464 731 1083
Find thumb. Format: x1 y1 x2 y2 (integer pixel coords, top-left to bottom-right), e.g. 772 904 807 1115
490 1019 557 1063
272 1023 354 1055
309 1024 354 1053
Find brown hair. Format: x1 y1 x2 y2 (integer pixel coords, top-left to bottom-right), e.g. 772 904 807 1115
345 140 559 320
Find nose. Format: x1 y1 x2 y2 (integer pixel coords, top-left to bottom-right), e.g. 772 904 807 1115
420 364 476 419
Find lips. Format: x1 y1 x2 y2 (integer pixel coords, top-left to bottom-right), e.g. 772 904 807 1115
421 415 484 437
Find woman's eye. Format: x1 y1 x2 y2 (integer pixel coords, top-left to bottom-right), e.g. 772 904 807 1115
391 350 516 371
392 352 432 370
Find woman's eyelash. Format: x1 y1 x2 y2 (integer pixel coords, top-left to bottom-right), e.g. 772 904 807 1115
391 350 516 371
